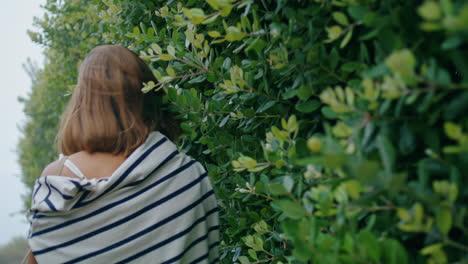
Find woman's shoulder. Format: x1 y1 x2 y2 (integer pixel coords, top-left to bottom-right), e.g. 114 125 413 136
41 157 75 178
42 152 126 179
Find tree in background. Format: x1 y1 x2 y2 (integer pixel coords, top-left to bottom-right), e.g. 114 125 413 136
0 236 28 263
20 0 468 263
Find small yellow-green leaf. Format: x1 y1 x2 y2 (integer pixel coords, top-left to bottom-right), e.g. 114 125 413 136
287 115 298 133
202 14 219 24
418 1 442 21
141 81 156 93
238 256 250 264
206 0 220 10
159 54 174 61
166 66 176 77
436 207 452 234
248 249 258 260
281 118 287 130
182 8 192 19
231 160 241 168
343 180 362 199
332 122 353 138
444 122 463 140
385 49 417 85
152 70 162 82
190 8 205 17
420 21 443 31
248 165 269 172
275 159 286 168
225 26 247 41
239 156 257 168
307 137 322 152
345 86 355 105
397 208 411 222
413 203 424 225
167 45 176 56
151 43 162 54
340 29 353 48
420 243 443 255
220 4 233 17
332 11 350 26
159 6 169 17
208 31 221 38
325 25 343 42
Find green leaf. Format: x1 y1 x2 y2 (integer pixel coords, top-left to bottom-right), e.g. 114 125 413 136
277 200 307 219
269 183 288 195
206 0 221 10
248 249 258 260
159 54 174 61
322 106 339 119
325 26 343 42
283 176 294 193
444 122 463 140
380 239 408 264
436 207 452 234
385 49 417 85
332 122 352 138
238 256 250 264
377 134 396 174
295 100 321 113
219 115 230 127
307 137 322 152
220 4 233 17
296 85 313 100
202 14 219 24
167 45 176 56
340 29 353 48
166 66 176 77
418 1 442 21
257 101 276 113
208 31 221 38
225 26 247 41
245 38 266 54
332 12 350 26
347 6 369 21
151 43 162 54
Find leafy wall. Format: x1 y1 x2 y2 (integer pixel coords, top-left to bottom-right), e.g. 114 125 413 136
20 0 468 263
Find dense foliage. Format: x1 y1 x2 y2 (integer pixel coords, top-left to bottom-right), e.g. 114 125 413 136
20 0 468 263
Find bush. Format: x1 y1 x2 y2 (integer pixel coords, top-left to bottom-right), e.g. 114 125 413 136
21 0 468 262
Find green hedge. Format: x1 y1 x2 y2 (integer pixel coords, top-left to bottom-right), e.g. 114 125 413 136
21 0 468 263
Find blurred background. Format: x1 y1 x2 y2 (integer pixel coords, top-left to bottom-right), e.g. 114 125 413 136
0 0 44 261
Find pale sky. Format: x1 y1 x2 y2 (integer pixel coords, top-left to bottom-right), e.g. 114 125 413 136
0 0 45 245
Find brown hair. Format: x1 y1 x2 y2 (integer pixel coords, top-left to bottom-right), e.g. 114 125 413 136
56 45 180 157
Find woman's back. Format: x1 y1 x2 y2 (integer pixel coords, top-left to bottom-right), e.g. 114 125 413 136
28 131 220 263
26 45 218 263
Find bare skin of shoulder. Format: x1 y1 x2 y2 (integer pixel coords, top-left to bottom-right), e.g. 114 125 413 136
42 151 127 179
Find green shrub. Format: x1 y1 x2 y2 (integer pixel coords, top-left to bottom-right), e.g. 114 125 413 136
21 0 468 262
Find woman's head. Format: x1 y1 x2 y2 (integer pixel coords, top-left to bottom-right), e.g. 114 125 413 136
57 45 180 156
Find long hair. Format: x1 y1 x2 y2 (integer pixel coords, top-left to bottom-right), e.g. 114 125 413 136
56 45 180 157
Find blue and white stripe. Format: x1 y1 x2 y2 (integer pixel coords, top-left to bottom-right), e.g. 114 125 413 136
27 131 220 263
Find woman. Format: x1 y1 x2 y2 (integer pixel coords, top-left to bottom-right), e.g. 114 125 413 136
23 45 219 263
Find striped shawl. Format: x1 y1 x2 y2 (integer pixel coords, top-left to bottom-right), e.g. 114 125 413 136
27 131 220 263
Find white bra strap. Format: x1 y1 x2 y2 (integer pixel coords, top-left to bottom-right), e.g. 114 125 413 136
64 159 86 180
